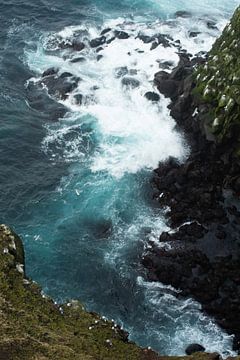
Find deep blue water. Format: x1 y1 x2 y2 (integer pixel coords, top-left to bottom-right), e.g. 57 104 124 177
0 0 239 356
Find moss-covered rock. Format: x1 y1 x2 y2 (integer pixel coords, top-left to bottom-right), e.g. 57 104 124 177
194 6 240 150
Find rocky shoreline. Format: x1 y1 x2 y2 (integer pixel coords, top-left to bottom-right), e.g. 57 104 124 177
142 7 240 354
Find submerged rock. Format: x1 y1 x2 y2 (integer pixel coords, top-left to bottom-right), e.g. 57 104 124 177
174 10 192 18
121 77 140 88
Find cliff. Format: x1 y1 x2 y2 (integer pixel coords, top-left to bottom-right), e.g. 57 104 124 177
194 6 240 151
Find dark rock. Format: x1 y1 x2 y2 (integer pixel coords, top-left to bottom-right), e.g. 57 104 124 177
154 71 178 99
206 21 218 30
185 344 205 355
70 57 86 63
74 94 83 105
121 77 140 88
96 47 103 53
150 42 159 50
155 34 171 48
143 28 240 346
59 39 85 52
42 67 58 77
170 94 192 121
72 40 85 52
90 36 106 48
144 92 160 102
175 11 192 18
114 31 129 39
106 37 115 44
101 28 111 35
97 55 103 61
179 222 205 238
41 73 79 100
59 72 73 79
189 31 201 38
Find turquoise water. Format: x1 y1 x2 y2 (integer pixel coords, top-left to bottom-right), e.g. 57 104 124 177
0 0 239 355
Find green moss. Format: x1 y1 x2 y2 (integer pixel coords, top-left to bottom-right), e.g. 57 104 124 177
194 6 240 152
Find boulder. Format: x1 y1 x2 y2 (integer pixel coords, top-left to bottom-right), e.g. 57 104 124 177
144 92 160 102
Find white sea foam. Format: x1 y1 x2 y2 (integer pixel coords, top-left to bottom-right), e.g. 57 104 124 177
25 13 228 177
137 277 236 357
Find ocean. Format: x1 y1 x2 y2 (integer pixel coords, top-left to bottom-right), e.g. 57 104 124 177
0 0 239 356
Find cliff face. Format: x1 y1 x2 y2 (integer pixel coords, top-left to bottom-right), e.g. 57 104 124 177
194 7 240 150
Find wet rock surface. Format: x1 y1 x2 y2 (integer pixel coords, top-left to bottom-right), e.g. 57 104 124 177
143 43 240 353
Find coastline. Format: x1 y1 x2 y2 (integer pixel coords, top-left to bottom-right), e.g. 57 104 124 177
0 4 240 359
